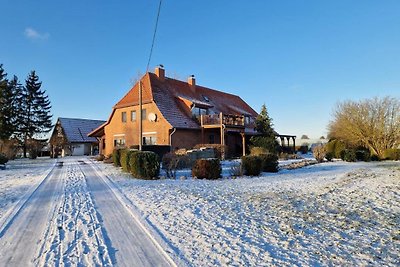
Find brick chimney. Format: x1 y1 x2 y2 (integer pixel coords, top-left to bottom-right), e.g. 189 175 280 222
188 75 196 92
155 66 165 81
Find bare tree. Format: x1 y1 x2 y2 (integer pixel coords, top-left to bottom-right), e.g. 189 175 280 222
328 96 400 158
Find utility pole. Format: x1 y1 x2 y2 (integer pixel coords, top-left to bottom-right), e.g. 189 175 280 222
139 80 143 151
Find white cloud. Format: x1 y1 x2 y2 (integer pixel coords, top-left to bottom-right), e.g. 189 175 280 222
24 27 50 40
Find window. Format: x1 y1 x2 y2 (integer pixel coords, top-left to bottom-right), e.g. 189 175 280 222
113 138 125 147
131 110 136 121
191 107 208 117
143 134 157 145
121 112 127 123
202 95 210 102
141 109 147 120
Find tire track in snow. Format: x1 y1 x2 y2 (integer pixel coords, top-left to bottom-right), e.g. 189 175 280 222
36 161 113 266
0 162 63 266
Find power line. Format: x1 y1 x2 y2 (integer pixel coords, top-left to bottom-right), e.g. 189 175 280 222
146 0 163 72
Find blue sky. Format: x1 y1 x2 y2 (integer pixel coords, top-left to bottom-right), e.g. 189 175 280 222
2 0 400 139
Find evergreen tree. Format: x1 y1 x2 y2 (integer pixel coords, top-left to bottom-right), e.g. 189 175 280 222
19 71 52 157
1 75 21 140
250 104 279 154
0 64 14 140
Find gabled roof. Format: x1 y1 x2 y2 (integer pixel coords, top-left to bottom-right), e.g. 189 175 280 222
89 70 258 135
150 73 257 129
58 118 106 143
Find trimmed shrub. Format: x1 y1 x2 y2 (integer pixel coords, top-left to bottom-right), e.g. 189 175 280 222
0 153 9 165
313 145 326 163
191 158 221 179
383 149 400 160
129 151 160 179
325 152 334 162
120 149 135 172
259 153 278 172
341 149 356 162
356 150 370 162
241 156 262 176
113 149 121 167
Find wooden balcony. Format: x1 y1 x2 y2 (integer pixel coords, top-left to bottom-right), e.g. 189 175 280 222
200 113 245 128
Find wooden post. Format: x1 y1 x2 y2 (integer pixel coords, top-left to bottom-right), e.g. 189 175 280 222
241 132 246 156
292 136 296 153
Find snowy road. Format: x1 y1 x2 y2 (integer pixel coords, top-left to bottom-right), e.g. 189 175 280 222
0 159 176 267
0 162 64 266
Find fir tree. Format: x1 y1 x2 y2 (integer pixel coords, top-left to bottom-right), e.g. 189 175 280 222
0 64 14 140
250 104 279 154
19 71 53 157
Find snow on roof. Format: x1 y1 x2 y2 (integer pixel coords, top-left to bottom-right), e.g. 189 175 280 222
58 118 106 143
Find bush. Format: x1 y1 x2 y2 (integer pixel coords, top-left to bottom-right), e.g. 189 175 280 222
259 153 278 172
193 144 228 159
241 156 263 176
325 152 334 162
341 149 356 162
120 149 135 172
162 152 192 179
191 158 221 179
326 139 346 159
113 149 121 167
356 150 370 162
383 149 400 160
250 146 268 156
370 154 380 161
312 145 326 163
0 153 9 165
129 151 160 179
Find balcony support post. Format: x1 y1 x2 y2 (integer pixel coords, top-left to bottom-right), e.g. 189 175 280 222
241 132 246 156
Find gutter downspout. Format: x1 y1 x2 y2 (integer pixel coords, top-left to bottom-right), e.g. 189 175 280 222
169 128 176 151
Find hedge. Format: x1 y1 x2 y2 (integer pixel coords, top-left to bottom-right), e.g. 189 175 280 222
120 149 139 172
112 149 122 167
341 149 356 162
241 156 263 176
191 158 221 179
259 153 279 172
129 151 160 179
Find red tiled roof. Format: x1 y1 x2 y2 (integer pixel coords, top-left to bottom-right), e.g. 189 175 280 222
149 72 257 129
89 71 258 136
114 73 154 108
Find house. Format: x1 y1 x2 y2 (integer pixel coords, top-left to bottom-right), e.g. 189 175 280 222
49 117 106 156
88 66 263 158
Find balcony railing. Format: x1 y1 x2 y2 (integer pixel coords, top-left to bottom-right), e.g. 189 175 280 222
200 113 246 127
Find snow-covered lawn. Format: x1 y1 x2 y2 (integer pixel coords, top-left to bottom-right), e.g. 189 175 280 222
95 160 400 266
0 157 55 220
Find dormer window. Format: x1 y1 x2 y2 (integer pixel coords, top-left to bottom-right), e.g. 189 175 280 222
192 106 208 117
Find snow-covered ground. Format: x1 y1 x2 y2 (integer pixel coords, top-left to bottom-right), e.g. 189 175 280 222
95 160 400 266
0 157 398 266
0 157 55 221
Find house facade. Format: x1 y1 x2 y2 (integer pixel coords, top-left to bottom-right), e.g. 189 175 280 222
88 67 260 158
50 118 106 156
